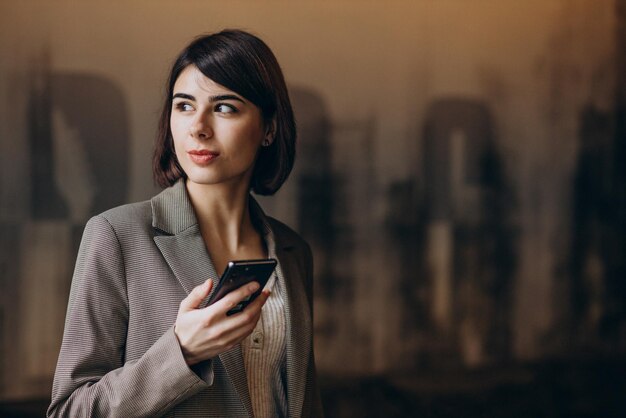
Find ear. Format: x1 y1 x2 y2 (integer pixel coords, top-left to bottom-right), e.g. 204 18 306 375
264 118 277 145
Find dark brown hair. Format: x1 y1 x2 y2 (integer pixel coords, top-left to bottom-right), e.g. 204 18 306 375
153 29 296 195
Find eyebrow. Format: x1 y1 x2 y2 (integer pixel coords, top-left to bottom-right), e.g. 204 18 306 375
172 92 245 103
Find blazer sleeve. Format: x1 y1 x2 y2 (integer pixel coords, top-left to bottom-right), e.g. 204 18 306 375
47 215 208 418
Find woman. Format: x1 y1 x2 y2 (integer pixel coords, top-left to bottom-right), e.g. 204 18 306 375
48 29 323 418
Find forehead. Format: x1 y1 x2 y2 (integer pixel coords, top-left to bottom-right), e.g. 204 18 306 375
173 65 233 95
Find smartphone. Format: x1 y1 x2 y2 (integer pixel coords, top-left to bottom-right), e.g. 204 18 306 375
208 258 277 316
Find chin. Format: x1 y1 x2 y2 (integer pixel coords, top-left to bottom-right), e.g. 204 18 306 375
185 171 249 189
181 162 254 189
185 174 223 186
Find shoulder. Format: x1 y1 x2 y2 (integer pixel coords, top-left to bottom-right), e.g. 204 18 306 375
77 200 158 269
83 199 153 241
98 200 152 226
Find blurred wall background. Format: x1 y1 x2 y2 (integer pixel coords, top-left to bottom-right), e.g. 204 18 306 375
1 0 624 416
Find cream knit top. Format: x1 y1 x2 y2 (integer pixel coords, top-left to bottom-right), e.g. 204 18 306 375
242 271 287 418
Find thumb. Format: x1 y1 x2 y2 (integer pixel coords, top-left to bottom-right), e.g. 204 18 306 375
179 279 213 313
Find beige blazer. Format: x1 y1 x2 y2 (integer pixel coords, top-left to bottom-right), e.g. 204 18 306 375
47 181 323 417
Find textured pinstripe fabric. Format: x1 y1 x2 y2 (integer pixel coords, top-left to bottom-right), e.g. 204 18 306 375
242 272 287 418
47 180 324 418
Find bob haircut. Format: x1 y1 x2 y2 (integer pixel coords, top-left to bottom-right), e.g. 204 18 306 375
153 29 296 195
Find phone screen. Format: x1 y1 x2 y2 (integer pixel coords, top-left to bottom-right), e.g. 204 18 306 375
208 259 277 315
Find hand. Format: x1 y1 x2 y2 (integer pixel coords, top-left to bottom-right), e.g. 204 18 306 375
174 279 270 365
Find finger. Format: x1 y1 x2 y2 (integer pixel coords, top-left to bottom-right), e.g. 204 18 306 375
245 289 271 312
225 290 270 328
212 281 260 316
205 290 270 349
179 279 213 313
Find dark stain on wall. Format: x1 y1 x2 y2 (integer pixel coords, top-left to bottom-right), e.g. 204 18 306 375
387 98 516 368
29 67 130 221
28 52 68 220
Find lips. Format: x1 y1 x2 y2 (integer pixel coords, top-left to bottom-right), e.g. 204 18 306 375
188 149 219 165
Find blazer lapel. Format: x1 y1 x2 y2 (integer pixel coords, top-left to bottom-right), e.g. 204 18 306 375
151 180 220 302
151 181 253 416
276 243 312 418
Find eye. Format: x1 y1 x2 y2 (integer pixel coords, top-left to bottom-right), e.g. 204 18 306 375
215 103 237 114
174 102 194 112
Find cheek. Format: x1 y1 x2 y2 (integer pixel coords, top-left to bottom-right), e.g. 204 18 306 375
242 131 264 160
242 122 265 148
170 119 188 152
224 124 263 153
170 117 184 140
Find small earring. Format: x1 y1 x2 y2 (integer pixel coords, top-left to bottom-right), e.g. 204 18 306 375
263 139 271 146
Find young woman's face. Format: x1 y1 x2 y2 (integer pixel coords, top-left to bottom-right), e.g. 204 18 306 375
170 65 266 190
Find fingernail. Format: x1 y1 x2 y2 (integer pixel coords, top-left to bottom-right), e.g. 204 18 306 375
249 282 260 292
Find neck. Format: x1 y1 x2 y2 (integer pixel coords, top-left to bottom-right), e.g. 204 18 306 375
185 179 256 254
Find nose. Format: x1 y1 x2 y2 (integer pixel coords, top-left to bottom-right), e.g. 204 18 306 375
189 115 213 140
